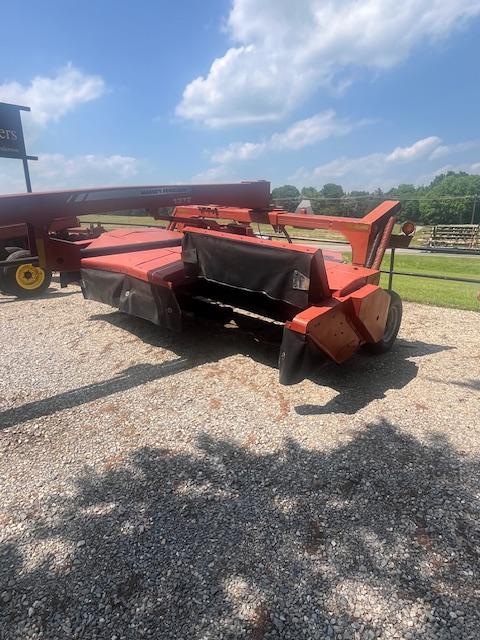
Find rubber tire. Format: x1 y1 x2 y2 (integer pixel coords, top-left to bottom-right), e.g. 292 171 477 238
363 290 403 355
0 248 22 293
2 249 52 298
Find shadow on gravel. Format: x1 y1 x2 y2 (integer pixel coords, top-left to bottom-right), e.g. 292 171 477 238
0 311 452 430
0 360 193 431
295 339 452 416
426 378 480 392
1 421 479 639
0 288 79 304
93 312 453 416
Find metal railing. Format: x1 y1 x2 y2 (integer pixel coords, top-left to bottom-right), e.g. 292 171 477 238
81 220 480 291
381 247 480 290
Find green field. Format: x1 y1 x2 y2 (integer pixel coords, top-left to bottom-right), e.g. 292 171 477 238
379 253 479 312
343 252 480 311
80 215 479 312
80 214 430 245
81 214 166 227
80 214 346 241
341 252 479 311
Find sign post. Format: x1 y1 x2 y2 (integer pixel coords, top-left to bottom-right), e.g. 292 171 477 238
0 102 37 192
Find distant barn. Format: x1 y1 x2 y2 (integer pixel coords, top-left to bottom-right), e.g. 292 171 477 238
295 199 313 215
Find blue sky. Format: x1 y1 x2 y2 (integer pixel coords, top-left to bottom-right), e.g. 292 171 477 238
1 0 480 193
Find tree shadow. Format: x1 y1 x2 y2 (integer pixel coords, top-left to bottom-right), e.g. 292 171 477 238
94 311 453 416
89 308 284 366
0 310 453 431
0 360 193 431
0 288 79 304
295 339 453 415
0 311 280 431
1 421 479 638
426 378 480 392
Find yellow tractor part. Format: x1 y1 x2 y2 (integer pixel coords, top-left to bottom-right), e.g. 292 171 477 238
15 263 46 290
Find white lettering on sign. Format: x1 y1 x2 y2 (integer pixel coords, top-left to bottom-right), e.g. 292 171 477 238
0 129 18 140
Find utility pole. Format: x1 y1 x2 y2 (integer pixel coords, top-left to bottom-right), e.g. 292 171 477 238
0 102 37 192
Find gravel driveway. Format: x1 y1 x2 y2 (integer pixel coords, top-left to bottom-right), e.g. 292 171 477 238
1 283 479 640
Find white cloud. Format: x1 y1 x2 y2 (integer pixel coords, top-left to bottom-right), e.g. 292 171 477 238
294 136 480 190
429 139 480 159
386 136 441 163
212 140 264 165
269 111 355 150
177 0 480 127
191 164 239 184
0 153 139 194
210 110 358 170
0 64 105 128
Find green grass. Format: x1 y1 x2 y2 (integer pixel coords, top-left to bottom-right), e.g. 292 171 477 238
81 214 166 227
379 253 479 312
80 214 345 241
341 252 479 311
80 214 430 244
80 215 479 312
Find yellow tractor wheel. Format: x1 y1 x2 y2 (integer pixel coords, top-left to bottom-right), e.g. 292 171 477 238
1 249 52 298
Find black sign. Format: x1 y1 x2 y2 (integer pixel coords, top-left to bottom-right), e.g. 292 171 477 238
0 103 27 159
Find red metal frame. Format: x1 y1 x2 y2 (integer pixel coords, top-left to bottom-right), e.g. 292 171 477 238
168 199 400 266
0 181 405 383
0 182 271 226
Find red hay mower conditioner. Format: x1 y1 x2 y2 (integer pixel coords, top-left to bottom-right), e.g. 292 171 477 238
0 181 413 384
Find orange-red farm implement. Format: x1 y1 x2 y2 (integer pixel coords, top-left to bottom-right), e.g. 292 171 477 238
0 181 413 384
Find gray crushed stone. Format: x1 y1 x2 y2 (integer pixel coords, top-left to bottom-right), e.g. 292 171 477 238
0 282 479 639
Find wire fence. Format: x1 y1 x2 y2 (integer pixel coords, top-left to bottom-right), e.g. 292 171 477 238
271 194 480 201
269 194 480 225
81 218 480 291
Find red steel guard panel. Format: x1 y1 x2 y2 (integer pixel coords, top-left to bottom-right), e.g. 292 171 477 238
0 181 411 384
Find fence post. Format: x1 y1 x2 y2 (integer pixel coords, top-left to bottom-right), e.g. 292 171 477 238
471 196 478 225
388 248 395 290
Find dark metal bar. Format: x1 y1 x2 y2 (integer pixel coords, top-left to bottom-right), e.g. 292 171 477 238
1 246 477 290
268 234 345 244
151 215 220 226
22 157 32 193
380 270 480 285
0 255 39 267
281 226 293 244
84 215 211 228
388 247 395 290
80 238 182 258
82 220 167 229
423 246 480 255
84 223 347 245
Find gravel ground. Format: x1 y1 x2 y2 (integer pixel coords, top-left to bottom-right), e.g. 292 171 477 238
0 282 479 640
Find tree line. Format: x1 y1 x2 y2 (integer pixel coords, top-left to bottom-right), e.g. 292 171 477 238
271 171 480 225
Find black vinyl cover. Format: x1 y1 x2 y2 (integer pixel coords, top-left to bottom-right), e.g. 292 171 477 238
278 326 327 385
81 268 181 330
182 231 327 308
